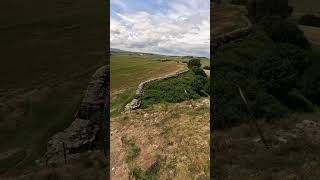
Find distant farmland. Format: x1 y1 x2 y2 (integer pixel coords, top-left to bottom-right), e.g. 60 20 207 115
212 5 247 36
110 52 209 115
110 52 186 115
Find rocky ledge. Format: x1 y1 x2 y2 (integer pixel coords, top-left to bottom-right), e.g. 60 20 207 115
41 65 108 165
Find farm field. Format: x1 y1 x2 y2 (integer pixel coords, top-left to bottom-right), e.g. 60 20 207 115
110 51 209 116
110 53 186 92
0 0 107 176
300 25 320 47
289 0 320 19
212 4 247 36
110 52 187 115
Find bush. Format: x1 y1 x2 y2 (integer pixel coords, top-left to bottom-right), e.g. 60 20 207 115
187 58 201 69
191 67 207 77
203 66 210 70
142 72 209 108
259 16 310 49
255 55 299 97
277 43 310 74
212 30 301 128
299 57 320 104
299 14 320 27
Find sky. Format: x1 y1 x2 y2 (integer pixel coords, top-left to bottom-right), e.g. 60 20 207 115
110 0 210 57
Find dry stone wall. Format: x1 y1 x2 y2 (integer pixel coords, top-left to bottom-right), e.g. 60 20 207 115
124 69 189 112
41 65 108 165
212 7 252 49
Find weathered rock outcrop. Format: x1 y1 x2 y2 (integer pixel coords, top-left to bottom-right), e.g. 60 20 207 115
77 65 108 121
124 69 189 112
44 118 99 164
43 65 108 165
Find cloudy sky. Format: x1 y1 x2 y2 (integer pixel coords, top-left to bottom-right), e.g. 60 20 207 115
110 0 210 57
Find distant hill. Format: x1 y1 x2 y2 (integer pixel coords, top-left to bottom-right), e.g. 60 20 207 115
110 48 127 52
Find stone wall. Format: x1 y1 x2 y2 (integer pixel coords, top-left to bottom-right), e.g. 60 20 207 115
212 7 252 49
42 65 108 165
124 69 189 112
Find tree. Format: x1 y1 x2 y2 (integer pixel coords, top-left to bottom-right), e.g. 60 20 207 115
187 58 201 69
259 16 310 48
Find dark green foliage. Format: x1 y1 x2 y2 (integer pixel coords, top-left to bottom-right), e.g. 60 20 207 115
299 14 320 27
259 16 310 48
299 53 320 104
247 0 292 20
212 28 313 129
285 89 317 112
255 55 298 97
187 58 201 69
203 66 210 70
191 67 207 77
142 72 209 108
277 43 310 73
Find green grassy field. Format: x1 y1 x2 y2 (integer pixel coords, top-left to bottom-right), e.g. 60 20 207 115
300 25 320 49
110 52 186 115
289 0 320 23
110 52 210 116
0 0 106 175
289 0 320 17
212 4 248 36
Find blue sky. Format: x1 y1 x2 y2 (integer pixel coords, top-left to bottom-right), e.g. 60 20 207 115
110 0 210 57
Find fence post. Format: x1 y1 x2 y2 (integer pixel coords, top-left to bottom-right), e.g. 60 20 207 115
62 142 67 164
238 86 269 150
184 89 195 109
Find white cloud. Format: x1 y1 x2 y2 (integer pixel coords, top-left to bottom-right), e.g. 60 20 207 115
110 0 210 57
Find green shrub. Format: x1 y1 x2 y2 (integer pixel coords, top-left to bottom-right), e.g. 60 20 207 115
203 66 210 70
191 67 207 77
212 30 299 128
299 59 320 104
187 58 201 69
259 16 310 49
277 43 310 74
255 55 299 97
142 72 209 108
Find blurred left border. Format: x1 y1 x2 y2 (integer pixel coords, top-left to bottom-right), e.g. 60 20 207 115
0 0 110 179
